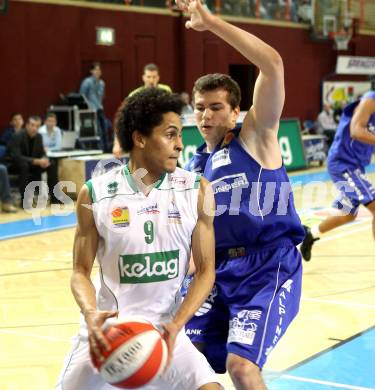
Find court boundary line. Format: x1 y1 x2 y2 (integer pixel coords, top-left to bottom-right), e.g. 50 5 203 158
279 325 375 374
280 374 375 390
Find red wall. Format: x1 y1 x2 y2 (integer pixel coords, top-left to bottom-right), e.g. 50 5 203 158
0 1 374 128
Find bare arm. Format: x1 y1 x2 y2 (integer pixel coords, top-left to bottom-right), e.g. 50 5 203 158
71 185 117 359
178 0 284 165
162 177 215 363
350 97 375 145
174 177 215 328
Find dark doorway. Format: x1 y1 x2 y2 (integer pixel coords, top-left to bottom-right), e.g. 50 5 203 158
229 64 256 111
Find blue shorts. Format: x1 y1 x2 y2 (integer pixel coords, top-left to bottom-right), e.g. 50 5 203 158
183 243 302 373
329 167 375 215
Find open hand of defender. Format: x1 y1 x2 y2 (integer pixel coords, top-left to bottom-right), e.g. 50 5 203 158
176 0 214 31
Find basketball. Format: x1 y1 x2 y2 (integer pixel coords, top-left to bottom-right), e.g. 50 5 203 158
91 318 168 389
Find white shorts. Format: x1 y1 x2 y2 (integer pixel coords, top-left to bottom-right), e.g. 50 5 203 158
55 329 221 390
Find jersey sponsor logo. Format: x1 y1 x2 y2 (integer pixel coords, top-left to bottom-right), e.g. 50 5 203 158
271 278 293 347
212 148 231 170
107 181 119 195
168 201 182 224
211 173 249 194
137 203 160 215
170 176 187 188
228 309 262 345
186 329 202 336
220 131 235 148
112 207 130 227
119 250 179 283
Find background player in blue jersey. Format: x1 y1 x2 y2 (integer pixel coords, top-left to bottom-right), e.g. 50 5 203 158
176 1 305 389
301 91 375 261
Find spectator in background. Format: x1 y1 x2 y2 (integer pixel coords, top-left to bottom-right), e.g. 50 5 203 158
113 63 173 157
180 92 194 116
0 113 24 146
333 100 347 124
80 62 109 152
6 116 59 207
39 113 62 151
128 63 172 97
316 103 337 148
0 164 17 213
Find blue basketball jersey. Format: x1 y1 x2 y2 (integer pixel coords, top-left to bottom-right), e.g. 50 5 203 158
186 130 305 251
184 143 210 174
328 91 375 172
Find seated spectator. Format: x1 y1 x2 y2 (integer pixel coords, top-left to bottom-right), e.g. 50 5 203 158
0 164 17 213
128 63 172 97
0 113 24 146
39 113 62 151
333 100 347 124
180 92 194 116
316 104 337 148
6 116 59 206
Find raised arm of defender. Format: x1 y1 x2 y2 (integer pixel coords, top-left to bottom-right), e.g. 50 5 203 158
176 0 285 165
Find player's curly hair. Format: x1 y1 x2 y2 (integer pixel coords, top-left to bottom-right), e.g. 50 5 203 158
192 73 241 109
115 88 184 152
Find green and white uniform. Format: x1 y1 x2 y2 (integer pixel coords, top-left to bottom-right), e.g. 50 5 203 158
88 165 200 324
56 165 221 390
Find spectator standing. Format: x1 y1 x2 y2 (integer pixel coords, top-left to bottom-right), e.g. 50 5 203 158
128 63 172 97
80 62 109 152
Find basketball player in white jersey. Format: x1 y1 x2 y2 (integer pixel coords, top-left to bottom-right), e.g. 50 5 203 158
55 88 221 390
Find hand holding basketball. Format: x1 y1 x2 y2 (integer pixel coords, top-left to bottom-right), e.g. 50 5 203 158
161 321 180 368
85 309 119 362
92 318 168 389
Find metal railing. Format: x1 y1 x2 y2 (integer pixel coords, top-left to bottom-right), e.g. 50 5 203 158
83 0 374 30
85 0 313 23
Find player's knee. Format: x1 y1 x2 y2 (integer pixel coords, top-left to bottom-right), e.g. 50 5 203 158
226 354 261 384
365 200 375 216
347 213 357 222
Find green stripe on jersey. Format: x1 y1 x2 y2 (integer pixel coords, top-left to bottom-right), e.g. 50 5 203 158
85 180 96 203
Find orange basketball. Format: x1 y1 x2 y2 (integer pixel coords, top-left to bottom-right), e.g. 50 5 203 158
92 318 167 389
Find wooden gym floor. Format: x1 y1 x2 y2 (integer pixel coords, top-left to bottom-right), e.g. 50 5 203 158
0 166 374 390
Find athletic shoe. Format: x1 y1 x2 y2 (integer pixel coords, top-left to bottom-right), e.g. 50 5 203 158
301 225 320 261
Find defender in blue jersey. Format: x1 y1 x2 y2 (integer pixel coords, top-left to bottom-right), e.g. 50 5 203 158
176 1 305 389
301 92 375 261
